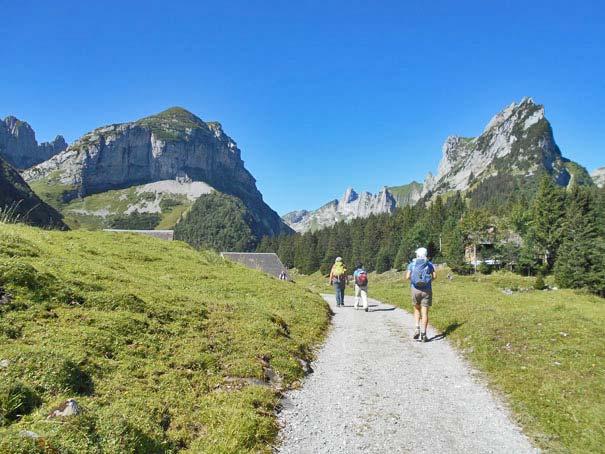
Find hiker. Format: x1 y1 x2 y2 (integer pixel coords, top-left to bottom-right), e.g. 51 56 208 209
353 261 369 312
279 270 288 281
329 257 347 307
405 247 436 342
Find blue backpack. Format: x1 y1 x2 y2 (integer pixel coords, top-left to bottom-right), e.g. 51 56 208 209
411 259 432 289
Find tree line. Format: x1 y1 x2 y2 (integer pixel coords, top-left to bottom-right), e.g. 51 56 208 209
258 176 605 297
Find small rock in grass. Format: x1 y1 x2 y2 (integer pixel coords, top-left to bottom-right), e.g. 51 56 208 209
553 361 561 366
297 357 314 375
559 332 569 337
502 288 513 295
0 289 13 305
0 359 10 369
48 399 81 418
19 430 39 440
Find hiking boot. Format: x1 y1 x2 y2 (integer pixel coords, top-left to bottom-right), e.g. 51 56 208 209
413 328 420 340
420 333 428 343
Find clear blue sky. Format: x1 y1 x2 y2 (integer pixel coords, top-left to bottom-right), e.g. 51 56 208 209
2 0 603 214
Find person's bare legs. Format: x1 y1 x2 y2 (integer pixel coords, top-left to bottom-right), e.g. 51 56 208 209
421 306 429 335
413 303 421 339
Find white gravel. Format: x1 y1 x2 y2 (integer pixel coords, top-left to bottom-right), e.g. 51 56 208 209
277 294 538 454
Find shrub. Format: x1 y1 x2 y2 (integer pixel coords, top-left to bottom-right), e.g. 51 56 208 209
0 381 41 426
477 262 493 275
534 273 546 290
451 263 474 275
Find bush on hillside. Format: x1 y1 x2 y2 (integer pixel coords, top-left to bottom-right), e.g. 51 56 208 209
174 192 258 251
0 381 41 426
108 211 161 230
477 262 493 275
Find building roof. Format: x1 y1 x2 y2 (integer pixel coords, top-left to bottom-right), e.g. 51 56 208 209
220 252 286 278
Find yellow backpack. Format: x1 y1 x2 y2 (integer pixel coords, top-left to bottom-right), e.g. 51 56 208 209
332 262 346 277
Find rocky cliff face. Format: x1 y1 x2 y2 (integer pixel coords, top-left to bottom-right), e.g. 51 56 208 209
592 167 605 188
0 155 66 229
0 116 67 169
283 187 397 233
422 97 591 199
24 107 290 238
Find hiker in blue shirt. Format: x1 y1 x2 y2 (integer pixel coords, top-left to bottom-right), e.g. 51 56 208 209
353 261 369 312
405 247 437 342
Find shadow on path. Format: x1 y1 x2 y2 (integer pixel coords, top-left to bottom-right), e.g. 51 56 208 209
370 307 396 312
429 321 465 342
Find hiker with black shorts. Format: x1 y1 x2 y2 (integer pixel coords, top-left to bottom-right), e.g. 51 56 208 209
405 247 436 342
329 257 347 307
353 261 369 312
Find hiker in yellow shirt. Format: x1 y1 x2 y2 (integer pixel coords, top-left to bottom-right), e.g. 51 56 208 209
329 257 347 307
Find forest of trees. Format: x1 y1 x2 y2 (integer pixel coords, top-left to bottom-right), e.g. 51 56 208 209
258 176 605 297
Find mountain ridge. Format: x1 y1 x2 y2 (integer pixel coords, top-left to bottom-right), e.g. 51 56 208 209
0 116 67 169
421 97 592 201
284 97 592 232
22 107 291 242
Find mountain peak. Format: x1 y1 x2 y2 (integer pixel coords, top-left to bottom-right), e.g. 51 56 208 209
342 187 358 203
137 107 206 129
483 97 543 134
422 97 590 199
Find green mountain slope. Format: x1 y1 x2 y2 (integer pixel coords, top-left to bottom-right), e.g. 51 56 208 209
387 181 423 206
0 224 328 452
0 156 66 229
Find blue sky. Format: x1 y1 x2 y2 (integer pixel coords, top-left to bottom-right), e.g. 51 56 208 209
2 0 604 214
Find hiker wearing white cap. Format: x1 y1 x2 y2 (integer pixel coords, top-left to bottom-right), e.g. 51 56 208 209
405 247 436 342
353 261 369 312
329 257 347 307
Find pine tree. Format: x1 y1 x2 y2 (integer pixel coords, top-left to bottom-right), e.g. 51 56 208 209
460 208 491 272
554 187 605 296
375 246 392 273
530 175 565 269
441 217 466 272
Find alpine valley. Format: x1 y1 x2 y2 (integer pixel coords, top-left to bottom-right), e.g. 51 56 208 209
283 97 598 233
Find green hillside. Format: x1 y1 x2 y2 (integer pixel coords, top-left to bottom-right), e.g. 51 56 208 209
387 181 423 206
0 224 329 453
27 181 198 231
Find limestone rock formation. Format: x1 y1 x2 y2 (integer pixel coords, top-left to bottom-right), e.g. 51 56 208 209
591 167 605 188
0 116 67 169
24 107 290 238
283 187 397 233
421 97 592 199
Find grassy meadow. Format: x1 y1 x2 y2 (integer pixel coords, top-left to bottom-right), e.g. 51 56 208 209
297 269 604 453
0 224 329 453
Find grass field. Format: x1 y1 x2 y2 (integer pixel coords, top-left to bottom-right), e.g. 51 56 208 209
298 269 604 453
0 224 329 453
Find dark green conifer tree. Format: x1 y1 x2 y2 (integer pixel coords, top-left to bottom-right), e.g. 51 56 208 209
530 175 565 269
554 187 605 296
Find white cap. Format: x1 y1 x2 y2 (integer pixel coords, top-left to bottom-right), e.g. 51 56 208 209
415 247 428 259
335 257 342 262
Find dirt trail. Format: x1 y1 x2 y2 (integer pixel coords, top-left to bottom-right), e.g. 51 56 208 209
277 295 537 454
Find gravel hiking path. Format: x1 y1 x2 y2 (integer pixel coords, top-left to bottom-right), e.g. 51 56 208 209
277 295 537 454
